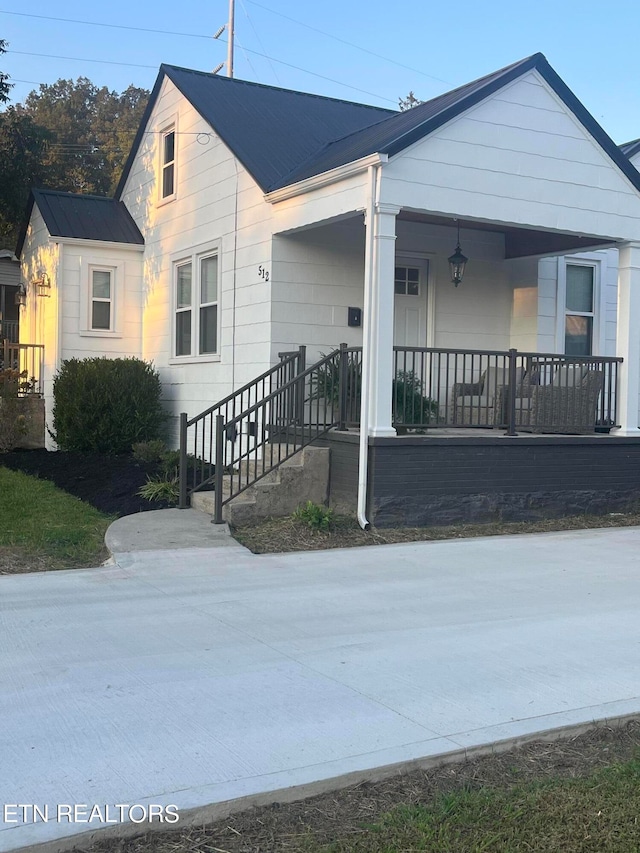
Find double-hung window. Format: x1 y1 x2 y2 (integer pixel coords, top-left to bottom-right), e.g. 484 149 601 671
90 268 113 331
174 251 219 358
161 127 176 200
564 263 595 355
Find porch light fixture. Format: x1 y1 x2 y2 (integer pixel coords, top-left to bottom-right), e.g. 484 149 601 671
448 220 468 287
34 272 51 297
15 284 27 307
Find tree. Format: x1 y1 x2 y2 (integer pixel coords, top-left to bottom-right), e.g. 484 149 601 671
0 40 11 105
398 91 423 111
21 78 149 195
0 108 50 245
0 77 149 247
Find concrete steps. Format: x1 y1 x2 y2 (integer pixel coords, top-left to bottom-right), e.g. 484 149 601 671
191 444 329 525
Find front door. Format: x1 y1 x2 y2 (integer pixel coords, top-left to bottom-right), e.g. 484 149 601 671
393 259 429 347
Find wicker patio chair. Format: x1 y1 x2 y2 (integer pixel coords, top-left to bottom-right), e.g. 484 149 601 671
495 366 604 434
451 365 524 426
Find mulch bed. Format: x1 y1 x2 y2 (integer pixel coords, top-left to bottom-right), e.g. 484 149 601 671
0 449 171 517
83 720 640 853
233 510 640 554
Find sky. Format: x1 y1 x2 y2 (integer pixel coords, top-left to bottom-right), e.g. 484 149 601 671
1 0 639 145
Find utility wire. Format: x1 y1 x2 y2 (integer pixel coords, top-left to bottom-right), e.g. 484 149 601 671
6 47 398 105
238 0 281 85
244 0 450 85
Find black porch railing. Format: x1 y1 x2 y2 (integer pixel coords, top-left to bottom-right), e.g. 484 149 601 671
0 341 44 395
0 320 19 343
338 346 620 434
179 343 622 522
179 346 342 521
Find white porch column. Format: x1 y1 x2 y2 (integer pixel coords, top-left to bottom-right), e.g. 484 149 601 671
365 202 399 437
616 241 640 434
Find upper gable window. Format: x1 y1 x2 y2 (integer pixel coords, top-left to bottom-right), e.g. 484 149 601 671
161 127 176 200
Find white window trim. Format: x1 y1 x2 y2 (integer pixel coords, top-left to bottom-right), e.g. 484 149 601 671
157 117 178 206
79 258 124 337
556 253 606 356
170 241 222 364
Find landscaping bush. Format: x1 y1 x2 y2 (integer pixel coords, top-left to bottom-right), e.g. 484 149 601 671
52 357 166 454
0 368 28 453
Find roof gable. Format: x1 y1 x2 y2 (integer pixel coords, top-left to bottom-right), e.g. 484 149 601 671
116 65 394 197
117 53 640 200
16 190 144 256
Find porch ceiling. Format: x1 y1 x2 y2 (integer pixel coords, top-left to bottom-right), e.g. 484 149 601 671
397 210 617 260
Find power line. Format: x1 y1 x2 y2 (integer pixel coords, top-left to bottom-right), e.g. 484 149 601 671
0 10 213 40
6 47 398 105
9 49 157 70
0 10 400 105
244 0 450 86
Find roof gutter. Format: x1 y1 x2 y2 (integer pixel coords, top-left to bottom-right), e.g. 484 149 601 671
264 153 387 204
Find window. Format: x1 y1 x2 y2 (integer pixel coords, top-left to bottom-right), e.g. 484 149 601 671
394 266 420 296
564 263 594 355
173 251 219 358
91 268 113 331
161 127 175 199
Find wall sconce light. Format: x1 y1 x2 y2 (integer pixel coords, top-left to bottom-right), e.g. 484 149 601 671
15 284 27 307
448 220 468 287
34 272 51 297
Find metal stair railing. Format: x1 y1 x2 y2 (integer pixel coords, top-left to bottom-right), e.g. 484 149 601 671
179 347 345 522
178 346 306 508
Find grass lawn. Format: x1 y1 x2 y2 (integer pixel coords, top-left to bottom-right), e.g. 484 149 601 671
82 721 640 852
0 467 113 572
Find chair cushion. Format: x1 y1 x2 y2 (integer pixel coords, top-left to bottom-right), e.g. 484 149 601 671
552 364 588 388
456 395 492 409
482 365 525 396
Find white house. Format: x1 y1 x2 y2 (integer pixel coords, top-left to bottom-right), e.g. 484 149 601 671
16 52 640 527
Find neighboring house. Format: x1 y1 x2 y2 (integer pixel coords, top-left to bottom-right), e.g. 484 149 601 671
16 52 640 526
0 251 20 344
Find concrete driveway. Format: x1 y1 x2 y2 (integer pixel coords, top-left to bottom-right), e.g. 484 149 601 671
3 524 640 851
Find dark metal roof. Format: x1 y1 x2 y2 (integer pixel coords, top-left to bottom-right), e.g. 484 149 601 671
116 66 394 197
16 189 144 256
117 53 640 199
620 138 640 159
275 53 640 194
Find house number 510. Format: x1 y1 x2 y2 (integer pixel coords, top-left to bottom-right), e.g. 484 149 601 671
258 265 270 282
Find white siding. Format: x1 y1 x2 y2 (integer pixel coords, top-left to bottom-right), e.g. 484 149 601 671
381 71 640 242
120 78 275 440
271 217 514 362
58 244 143 361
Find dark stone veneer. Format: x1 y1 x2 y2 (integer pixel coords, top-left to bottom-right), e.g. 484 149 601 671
319 431 640 528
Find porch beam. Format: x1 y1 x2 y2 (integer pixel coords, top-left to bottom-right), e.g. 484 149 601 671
615 242 640 434
366 202 399 437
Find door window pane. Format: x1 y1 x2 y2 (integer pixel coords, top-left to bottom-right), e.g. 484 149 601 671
566 265 593 312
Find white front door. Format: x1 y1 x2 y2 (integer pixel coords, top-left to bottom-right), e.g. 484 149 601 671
393 259 429 347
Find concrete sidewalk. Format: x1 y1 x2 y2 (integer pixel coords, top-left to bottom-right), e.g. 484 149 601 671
2 520 640 851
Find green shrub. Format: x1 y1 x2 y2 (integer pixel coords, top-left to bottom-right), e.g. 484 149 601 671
52 357 166 454
293 501 334 531
132 439 168 465
137 475 179 505
0 368 28 453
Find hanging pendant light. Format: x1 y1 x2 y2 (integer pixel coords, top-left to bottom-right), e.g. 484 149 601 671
448 220 468 287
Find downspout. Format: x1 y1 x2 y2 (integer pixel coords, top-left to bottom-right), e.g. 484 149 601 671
357 163 381 530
